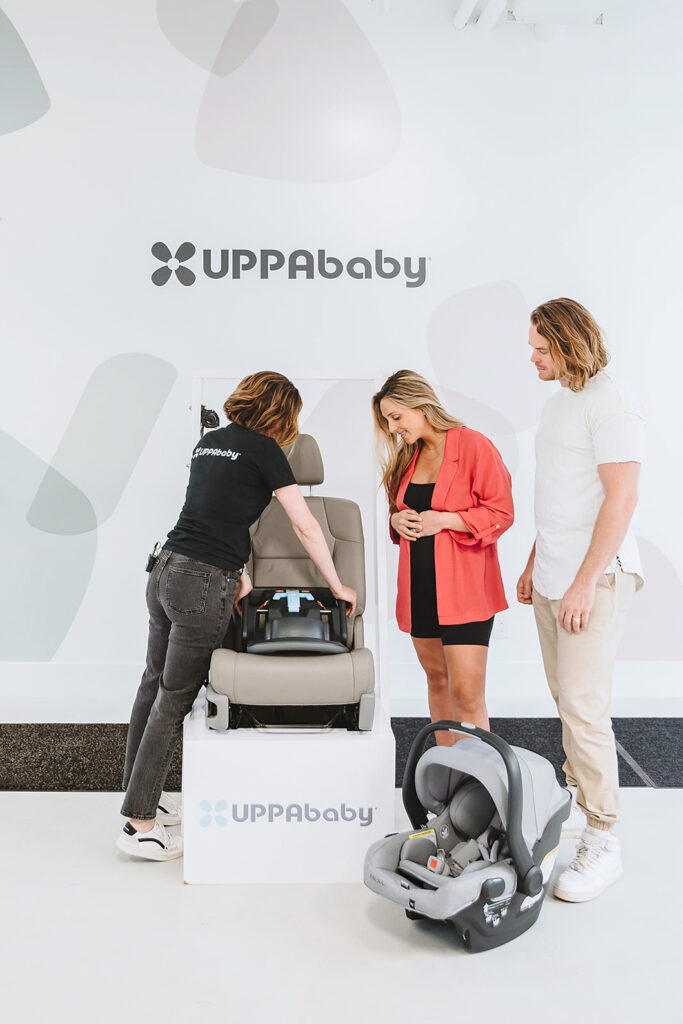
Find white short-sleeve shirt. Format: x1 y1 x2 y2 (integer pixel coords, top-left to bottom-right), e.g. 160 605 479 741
533 369 645 600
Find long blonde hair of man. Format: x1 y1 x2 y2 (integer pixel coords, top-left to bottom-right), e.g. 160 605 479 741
372 370 464 513
531 297 609 392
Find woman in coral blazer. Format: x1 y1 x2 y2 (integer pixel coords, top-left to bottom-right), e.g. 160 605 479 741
373 370 513 742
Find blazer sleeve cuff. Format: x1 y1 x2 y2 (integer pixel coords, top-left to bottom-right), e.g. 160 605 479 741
454 510 512 547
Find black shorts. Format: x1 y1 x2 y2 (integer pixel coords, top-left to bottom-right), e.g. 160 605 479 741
410 617 494 646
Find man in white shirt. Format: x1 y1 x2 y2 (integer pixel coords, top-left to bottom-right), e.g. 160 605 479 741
517 297 645 903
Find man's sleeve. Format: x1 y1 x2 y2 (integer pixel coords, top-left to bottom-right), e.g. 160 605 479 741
591 389 646 465
450 438 514 548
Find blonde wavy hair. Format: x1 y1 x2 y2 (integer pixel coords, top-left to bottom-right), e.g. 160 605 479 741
224 371 302 447
531 298 609 392
372 370 464 512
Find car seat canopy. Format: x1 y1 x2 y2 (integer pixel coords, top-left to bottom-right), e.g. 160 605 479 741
415 737 566 847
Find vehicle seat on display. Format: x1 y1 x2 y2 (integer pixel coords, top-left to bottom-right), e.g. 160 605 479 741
205 434 375 731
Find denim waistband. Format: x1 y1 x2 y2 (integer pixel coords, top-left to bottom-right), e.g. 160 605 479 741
161 547 242 578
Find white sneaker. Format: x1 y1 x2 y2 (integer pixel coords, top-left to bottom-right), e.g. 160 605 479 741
157 791 181 826
553 826 622 902
116 820 184 862
561 791 587 839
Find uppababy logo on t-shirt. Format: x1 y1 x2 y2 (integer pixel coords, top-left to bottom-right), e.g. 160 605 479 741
193 447 241 461
200 800 374 827
152 242 427 288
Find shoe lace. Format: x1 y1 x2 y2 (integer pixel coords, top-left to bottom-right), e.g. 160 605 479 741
571 838 606 874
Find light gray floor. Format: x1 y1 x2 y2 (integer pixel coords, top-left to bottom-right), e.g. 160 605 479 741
2 789 681 1024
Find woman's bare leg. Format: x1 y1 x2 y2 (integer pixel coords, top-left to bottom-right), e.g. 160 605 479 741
411 637 457 745
442 644 490 732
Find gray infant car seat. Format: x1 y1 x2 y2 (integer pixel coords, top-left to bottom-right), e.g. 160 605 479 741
206 434 375 731
364 720 570 952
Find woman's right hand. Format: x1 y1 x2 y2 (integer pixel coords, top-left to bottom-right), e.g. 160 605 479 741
331 584 357 617
391 508 423 541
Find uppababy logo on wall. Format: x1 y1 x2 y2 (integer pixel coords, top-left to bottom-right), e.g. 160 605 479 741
152 242 426 288
200 800 374 827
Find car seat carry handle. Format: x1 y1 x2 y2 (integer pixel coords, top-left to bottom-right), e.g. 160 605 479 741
402 720 543 898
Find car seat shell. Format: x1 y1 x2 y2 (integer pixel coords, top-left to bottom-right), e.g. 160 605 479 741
364 720 571 952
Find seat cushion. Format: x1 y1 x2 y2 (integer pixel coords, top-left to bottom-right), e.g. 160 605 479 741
209 646 374 705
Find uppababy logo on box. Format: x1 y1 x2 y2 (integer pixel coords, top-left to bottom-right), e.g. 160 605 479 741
152 242 426 288
200 800 374 827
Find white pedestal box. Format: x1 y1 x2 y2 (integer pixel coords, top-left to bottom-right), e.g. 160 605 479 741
182 698 396 884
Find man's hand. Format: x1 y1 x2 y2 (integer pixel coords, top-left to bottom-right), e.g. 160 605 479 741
558 578 597 633
391 508 422 540
233 571 253 615
516 565 534 605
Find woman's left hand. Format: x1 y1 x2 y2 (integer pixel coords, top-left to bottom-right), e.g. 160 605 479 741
414 510 445 538
233 571 253 614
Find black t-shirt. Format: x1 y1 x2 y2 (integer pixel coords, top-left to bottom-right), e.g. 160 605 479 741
165 423 297 570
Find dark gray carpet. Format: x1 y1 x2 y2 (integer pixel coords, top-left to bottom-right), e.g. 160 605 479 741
0 725 182 793
0 719 680 792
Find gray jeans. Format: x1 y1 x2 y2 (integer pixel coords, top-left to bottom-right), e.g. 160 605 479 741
121 549 240 820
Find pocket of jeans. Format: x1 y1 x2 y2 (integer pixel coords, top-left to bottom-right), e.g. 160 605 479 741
165 567 211 615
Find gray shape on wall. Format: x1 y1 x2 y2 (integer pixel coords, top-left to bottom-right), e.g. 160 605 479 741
439 387 519 477
157 0 278 76
195 0 401 182
0 9 50 135
618 538 683 660
428 281 545 434
0 430 96 660
27 354 177 534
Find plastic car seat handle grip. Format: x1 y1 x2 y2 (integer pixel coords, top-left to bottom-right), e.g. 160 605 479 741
402 720 543 898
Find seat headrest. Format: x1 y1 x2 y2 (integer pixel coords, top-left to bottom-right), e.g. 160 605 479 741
449 778 496 839
283 434 324 486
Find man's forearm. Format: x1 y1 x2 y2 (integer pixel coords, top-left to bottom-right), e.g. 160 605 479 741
574 493 637 586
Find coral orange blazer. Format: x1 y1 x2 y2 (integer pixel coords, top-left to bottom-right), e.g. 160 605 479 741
391 426 514 631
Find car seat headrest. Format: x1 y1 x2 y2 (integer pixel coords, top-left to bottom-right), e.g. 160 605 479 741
283 434 324 486
449 778 497 839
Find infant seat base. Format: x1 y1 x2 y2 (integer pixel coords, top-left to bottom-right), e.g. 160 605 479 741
241 586 348 657
364 720 571 953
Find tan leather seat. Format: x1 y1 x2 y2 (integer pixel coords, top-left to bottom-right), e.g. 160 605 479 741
206 434 375 730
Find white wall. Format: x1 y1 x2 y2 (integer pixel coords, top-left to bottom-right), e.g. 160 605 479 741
2 0 682 722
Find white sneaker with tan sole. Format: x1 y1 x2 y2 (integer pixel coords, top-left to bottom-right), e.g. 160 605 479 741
553 826 622 902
